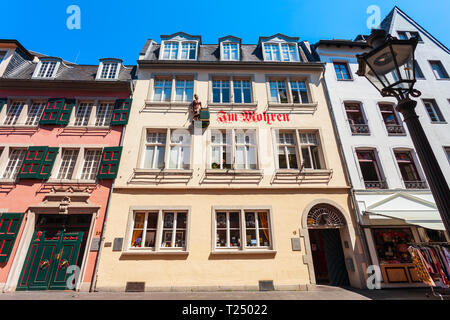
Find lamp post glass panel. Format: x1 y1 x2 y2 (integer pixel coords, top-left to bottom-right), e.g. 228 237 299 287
356 29 450 233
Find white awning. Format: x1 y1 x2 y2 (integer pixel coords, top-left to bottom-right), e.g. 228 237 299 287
365 210 445 231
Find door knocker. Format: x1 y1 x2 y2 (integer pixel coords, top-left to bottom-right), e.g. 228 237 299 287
39 259 50 269
59 259 69 268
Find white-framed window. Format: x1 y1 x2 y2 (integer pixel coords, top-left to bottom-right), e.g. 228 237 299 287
244 211 271 247
233 80 252 103
25 102 45 126
213 209 272 250
57 149 79 179
290 80 309 103
216 211 241 248
299 133 322 169
429 61 449 79
143 131 166 169
36 60 58 78
73 102 93 126
269 80 288 103
128 209 189 251
3 101 24 125
263 43 299 62
2 148 26 179
209 129 258 170
130 211 159 248
95 102 114 126
168 130 191 169
212 79 231 103
277 132 299 169
100 62 119 79
162 41 197 60
153 78 172 102
175 79 194 102
80 149 102 180
222 43 239 61
235 130 257 169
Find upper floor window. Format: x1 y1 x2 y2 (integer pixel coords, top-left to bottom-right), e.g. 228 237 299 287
36 60 58 78
151 75 194 103
263 43 299 62
162 41 197 60
209 77 253 104
95 102 114 126
142 129 191 170
379 104 405 135
74 102 93 126
222 43 239 61
423 99 445 123
268 77 310 104
57 149 79 180
394 150 427 189
414 60 425 79
429 61 449 79
334 62 352 80
3 101 24 126
445 147 450 164
100 62 118 79
2 148 26 179
356 149 386 189
25 102 45 126
277 132 298 169
175 79 194 102
153 78 172 102
80 149 102 180
345 103 369 135
212 79 230 103
233 80 252 103
397 31 422 42
209 129 257 170
299 132 322 170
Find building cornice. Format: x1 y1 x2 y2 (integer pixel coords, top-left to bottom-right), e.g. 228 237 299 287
137 60 325 71
0 78 132 93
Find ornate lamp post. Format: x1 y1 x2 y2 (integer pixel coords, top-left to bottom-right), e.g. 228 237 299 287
356 29 450 233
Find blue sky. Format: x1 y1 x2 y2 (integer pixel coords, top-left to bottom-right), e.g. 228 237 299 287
3 0 449 65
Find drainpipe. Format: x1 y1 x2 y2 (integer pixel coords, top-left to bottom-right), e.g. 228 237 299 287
320 69 373 282
89 84 133 292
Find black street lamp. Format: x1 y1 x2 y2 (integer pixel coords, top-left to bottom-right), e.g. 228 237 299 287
356 29 450 233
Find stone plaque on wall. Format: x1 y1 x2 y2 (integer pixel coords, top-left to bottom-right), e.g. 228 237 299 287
90 238 100 251
113 238 123 251
291 238 301 251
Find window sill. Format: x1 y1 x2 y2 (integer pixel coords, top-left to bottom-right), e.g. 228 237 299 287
46 179 97 184
211 249 276 255
135 168 193 174
336 79 354 81
205 169 263 175
430 121 447 124
275 168 332 175
207 102 258 108
144 100 190 106
0 179 15 184
122 249 189 256
267 102 317 108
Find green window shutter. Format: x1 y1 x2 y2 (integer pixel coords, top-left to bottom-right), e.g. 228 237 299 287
110 99 132 125
38 147 59 179
16 147 58 180
57 99 75 126
97 147 122 179
0 213 24 263
17 146 48 179
39 98 64 125
0 98 6 113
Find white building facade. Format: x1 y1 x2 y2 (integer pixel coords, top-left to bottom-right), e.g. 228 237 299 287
312 7 450 287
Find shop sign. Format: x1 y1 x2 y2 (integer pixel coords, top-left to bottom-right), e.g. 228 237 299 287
217 110 290 124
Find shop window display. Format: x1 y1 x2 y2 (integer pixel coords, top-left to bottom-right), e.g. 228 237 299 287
372 228 414 264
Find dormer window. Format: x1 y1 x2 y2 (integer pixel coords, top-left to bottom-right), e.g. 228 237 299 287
162 41 197 60
264 43 299 62
222 43 239 61
96 59 121 80
159 32 201 61
32 58 60 79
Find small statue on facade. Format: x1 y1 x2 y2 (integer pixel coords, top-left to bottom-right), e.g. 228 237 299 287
191 94 202 121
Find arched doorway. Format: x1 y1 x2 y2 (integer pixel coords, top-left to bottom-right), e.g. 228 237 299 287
307 204 350 286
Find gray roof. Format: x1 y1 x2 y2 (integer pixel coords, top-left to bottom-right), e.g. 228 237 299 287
142 43 308 63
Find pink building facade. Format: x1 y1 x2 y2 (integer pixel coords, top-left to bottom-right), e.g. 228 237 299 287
0 40 133 291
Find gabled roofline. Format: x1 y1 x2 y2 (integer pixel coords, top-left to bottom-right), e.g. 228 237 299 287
385 6 450 54
258 33 299 44
218 35 242 44
160 31 202 44
0 39 34 60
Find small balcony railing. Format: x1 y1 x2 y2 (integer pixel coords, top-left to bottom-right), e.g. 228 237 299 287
404 180 428 189
386 124 406 135
364 180 388 189
349 123 370 135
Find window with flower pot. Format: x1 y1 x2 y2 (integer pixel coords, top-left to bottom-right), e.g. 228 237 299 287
372 228 414 264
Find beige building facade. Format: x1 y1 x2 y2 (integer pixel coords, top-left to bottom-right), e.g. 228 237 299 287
95 33 367 291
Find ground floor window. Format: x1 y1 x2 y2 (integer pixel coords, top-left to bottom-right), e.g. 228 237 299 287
214 209 272 251
372 228 414 264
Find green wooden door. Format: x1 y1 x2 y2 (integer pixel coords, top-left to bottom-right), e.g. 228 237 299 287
17 230 84 291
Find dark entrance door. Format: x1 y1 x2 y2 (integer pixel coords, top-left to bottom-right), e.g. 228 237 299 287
309 228 349 286
17 214 90 291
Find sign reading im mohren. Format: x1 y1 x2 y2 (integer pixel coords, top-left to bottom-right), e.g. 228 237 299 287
217 110 290 124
